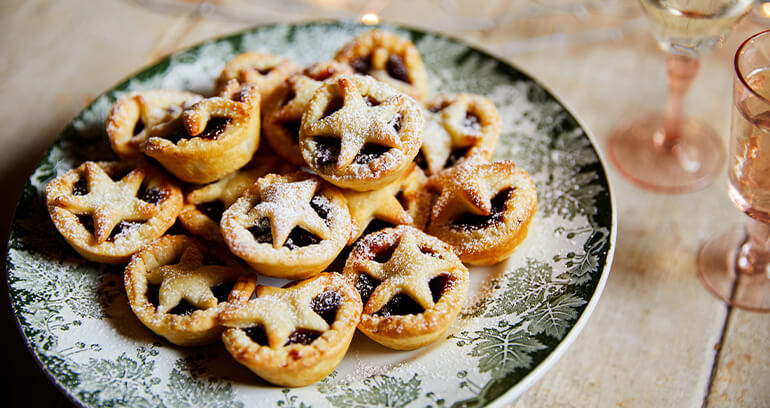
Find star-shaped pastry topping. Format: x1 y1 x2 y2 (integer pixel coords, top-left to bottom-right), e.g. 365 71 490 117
421 95 485 175
355 228 459 312
218 282 330 349
304 77 404 170
271 75 322 125
52 162 157 243
343 169 412 244
147 244 238 314
187 158 275 208
245 175 330 248
426 157 517 225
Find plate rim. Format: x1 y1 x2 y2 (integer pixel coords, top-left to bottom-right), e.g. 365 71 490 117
5 19 616 408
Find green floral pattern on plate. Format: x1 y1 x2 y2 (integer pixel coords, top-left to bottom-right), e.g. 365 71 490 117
7 21 614 407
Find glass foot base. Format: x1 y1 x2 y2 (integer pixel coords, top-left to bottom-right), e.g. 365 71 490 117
698 227 770 313
608 115 725 193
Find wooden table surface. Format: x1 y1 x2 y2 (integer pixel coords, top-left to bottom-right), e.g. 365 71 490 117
2 1 768 406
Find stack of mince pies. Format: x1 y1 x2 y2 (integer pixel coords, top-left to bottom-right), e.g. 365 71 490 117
44 29 537 387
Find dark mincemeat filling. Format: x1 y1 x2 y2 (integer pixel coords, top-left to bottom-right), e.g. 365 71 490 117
364 95 380 107
385 54 410 83
147 283 198 316
255 66 274 75
147 283 161 307
248 218 273 245
282 120 301 143
138 186 166 205
244 326 268 346
451 187 514 231
355 273 380 304
311 291 342 325
374 294 424 317
354 143 391 165
133 119 145 136
396 189 409 212
285 328 321 346
350 56 372 75
391 113 402 133
312 136 341 167
72 179 88 196
462 112 482 134
169 299 198 316
196 200 225 223
78 215 139 242
444 146 471 169
429 274 454 303
427 101 450 113
160 123 189 144
202 253 224 266
108 168 132 182
78 215 94 234
248 218 322 249
310 195 332 225
321 95 344 119
284 228 321 249
211 281 235 303
107 221 140 242
199 117 230 140
281 88 296 107
414 150 428 170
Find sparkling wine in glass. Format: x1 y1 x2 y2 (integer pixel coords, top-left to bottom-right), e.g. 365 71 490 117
608 0 753 193
698 30 770 312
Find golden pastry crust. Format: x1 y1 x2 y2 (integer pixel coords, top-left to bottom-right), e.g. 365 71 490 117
300 75 423 191
215 52 300 102
219 272 362 387
426 158 537 265
106 90 202 158
141 82 261 184
124 235 256 347
342 163 430 245
335 29 428 100
343 226 469 350
45 160 183 264
220 172 351 279
419 93 502 175
178 155 279 242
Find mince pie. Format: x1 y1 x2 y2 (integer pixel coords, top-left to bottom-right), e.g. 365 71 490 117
343 163 430 245
215 52 300 103
178 155 279 242
45 160 183 264
124 235 256 346
263 61 354 166
426 158 537 265
141 81 261 184
335 29 428 101
106 90 202 158
220 171 351 279
218 272 362 387
300 74 423 191
418 93 502 175
343 226 468 350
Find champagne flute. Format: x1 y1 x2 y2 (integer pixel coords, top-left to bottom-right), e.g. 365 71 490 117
608 0 754 193
698 29 770 312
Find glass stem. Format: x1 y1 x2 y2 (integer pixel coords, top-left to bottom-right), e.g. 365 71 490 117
737 217 770 277
656 54 700 150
